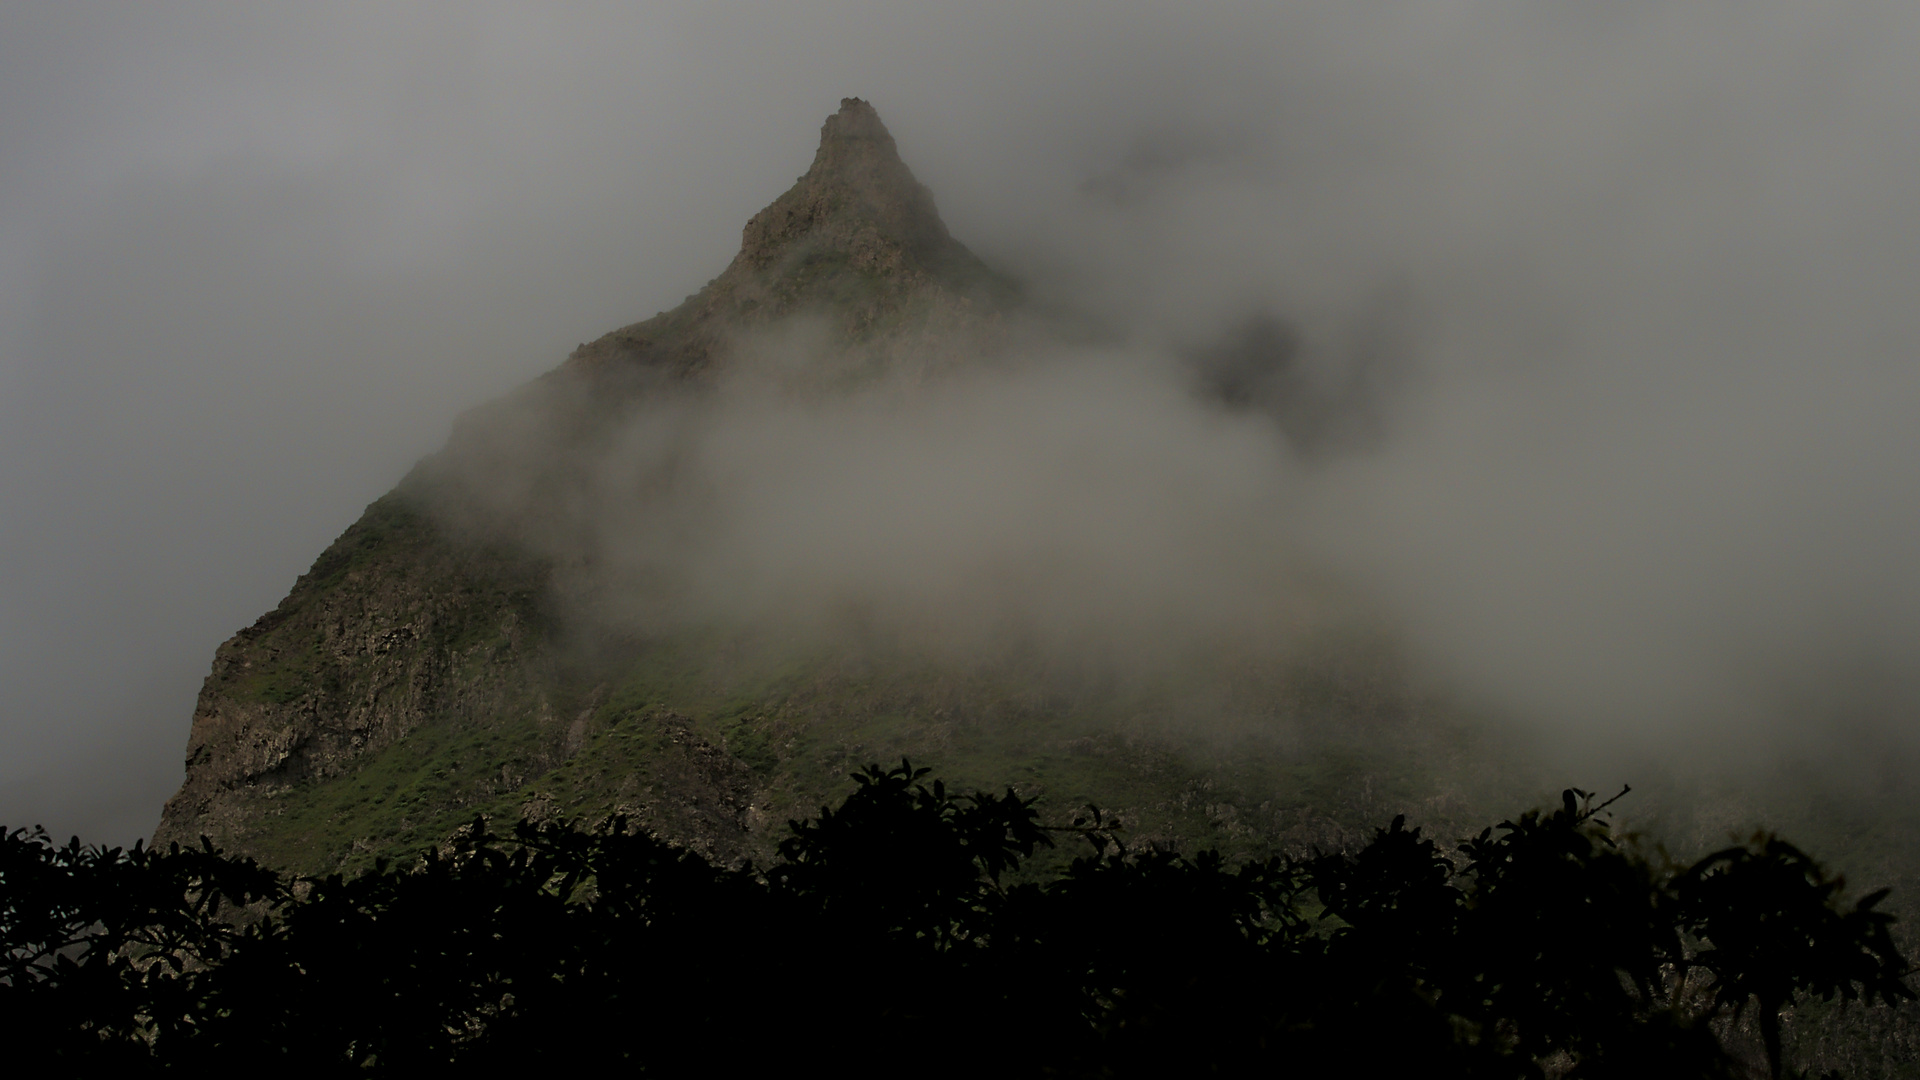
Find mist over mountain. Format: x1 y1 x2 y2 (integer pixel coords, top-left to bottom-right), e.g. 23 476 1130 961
2 2 1918 863
3 9 1916 1073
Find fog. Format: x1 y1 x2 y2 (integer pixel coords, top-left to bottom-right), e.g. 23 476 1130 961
428 339 1329 669
3 2 1918 845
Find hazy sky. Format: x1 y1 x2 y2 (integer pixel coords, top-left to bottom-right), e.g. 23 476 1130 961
5 2 1920 845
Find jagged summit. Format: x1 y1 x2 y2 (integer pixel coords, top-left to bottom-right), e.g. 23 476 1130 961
733 97 956 273
566 98 1012 378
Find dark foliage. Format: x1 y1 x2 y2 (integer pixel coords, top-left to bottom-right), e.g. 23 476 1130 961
2 767 1910 1077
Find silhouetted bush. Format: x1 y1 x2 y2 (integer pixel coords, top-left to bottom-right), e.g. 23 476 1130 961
2 765 1910 1076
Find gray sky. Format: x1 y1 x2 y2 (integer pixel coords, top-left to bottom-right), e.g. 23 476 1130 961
5 2 1920 845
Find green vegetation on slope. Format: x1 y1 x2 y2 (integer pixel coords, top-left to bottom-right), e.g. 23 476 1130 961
233 613 1543 881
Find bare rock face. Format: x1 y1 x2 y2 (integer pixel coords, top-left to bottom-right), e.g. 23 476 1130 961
151 495 557 859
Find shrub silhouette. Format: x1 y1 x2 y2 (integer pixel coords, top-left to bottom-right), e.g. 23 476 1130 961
2 765 1910 1076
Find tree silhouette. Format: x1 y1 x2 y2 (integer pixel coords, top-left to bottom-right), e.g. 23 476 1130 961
2 766 1910 1076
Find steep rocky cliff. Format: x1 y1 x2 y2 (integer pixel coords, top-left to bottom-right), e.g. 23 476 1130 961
154 492 558 866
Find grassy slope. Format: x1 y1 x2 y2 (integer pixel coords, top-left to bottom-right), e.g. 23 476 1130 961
236 606 1544 880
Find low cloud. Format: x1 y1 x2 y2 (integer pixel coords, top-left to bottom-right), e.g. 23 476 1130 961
6 2 1920 841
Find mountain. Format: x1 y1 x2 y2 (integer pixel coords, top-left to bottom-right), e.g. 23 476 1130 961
147 100 1920 1074
142 97 1910 887
153 98 1492 875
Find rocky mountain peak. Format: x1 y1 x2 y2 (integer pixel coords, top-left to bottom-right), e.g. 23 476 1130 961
732 97 956 275
565 98 1010 377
